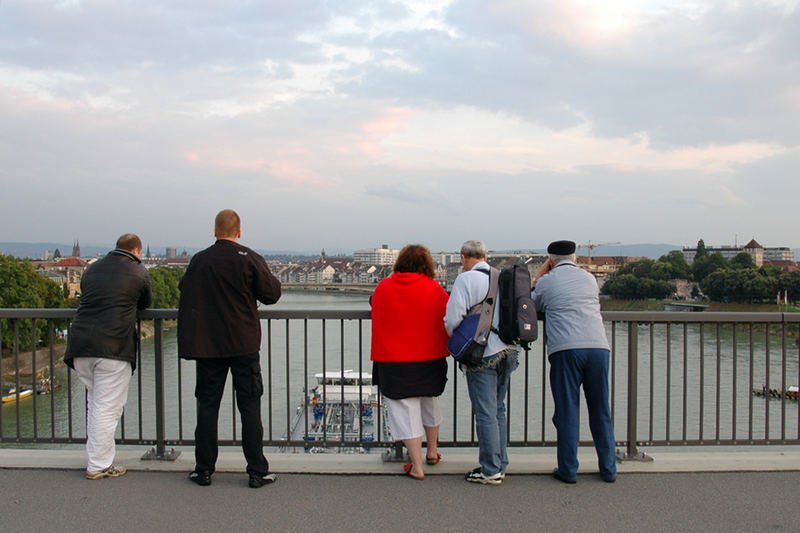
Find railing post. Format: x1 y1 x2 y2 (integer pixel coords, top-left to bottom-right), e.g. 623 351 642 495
142 317 180 461
382 442 407 463
618 321 652 462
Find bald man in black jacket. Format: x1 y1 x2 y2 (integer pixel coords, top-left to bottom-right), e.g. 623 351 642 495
178 209 281 488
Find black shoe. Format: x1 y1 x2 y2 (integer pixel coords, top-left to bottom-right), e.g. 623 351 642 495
551 468 576 484
189 470 212 486
249 472 277 488
602 475 617 483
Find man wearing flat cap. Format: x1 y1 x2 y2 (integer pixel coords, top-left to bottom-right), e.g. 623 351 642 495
532 240 616 484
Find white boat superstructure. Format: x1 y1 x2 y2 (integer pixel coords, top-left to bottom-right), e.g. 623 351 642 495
282 370 391 452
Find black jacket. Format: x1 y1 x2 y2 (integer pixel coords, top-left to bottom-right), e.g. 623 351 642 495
177 240 281 359
64 249 152 370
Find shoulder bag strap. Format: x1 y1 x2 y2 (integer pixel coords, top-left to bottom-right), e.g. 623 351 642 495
471 267 499 344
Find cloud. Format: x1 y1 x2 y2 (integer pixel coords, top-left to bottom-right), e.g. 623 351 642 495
365 185 432 204
1 1 799 251
372 105 786 175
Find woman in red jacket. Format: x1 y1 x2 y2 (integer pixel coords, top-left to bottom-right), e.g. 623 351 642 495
371 244 450 480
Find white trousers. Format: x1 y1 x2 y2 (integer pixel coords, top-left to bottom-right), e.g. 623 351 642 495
73 358 132 472
384 396 443 441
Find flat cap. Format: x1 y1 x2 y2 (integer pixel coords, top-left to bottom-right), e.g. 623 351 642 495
547 240 576 255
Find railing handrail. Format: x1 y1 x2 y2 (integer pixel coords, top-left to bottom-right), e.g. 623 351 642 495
2 308 799 323
0 308 374 320
602 311 791 323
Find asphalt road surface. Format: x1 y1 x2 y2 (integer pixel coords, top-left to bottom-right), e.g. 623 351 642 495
1 469 798 533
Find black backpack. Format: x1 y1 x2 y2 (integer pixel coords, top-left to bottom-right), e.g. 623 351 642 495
494 264 538 349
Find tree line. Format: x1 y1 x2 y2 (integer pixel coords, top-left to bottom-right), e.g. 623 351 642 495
1 255 184 351
601 239 800 303
0 255 69 351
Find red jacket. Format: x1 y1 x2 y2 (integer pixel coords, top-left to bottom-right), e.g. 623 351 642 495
370 272 449 363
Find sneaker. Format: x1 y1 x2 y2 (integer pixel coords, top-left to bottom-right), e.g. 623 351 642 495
465 467 502 485
189 470 212 486
249 472 277 488
86 465 127 480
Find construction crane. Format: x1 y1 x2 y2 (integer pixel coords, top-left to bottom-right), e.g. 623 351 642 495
578 241 621 265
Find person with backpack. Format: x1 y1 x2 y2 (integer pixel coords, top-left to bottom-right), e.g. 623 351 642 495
532 240 616 484
444 240 519 485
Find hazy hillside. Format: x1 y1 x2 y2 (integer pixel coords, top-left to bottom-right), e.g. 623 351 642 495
2 242 797 261
0 242 339 260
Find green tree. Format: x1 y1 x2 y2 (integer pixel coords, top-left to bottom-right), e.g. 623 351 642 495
601 272 676 300
759 264 781 277
779 270 800 303
650 261 674 281
0 255 68 351
601 274 639 299
53 249 62 258
639 278 677 299
695 239 708 261
730 252 755 270
701 267 779 303
700 270 728 301
657 250 691 280
692 252 727 282
742 273 772 303
616 258 656 278
148 267 184 308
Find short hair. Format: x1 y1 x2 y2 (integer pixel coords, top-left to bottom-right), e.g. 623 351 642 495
549 253 576 264
460 240 486 259
394 244 435 278
116 233 142 253
214 209 241 238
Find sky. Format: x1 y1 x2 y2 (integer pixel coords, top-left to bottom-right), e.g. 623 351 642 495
1 0 799 253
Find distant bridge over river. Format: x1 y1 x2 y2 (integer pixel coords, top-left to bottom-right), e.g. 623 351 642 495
282 283 376 294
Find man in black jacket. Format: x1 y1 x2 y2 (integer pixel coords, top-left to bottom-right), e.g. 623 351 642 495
178 209 282 488
64 233 152 479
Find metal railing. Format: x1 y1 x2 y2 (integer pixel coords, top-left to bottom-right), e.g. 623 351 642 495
2 309 798 460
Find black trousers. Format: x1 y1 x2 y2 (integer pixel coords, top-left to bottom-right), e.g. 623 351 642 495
194 355 268 476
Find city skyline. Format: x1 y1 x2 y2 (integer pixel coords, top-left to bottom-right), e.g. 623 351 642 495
2 239 797 263
1 2 799 250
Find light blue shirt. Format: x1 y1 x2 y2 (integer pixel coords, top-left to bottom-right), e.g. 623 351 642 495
532 260 609 355
444 261 512 357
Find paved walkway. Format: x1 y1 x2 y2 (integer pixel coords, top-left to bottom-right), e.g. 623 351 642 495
2 445 799 474
1 447 799 532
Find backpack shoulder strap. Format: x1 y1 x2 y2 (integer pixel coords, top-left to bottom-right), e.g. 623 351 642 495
468 267 499 345
468 268 498 312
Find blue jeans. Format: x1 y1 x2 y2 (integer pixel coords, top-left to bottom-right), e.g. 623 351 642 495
549 348 616 482
466 349 519 476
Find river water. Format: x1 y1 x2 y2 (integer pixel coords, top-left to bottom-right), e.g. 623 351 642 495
2 292 798 446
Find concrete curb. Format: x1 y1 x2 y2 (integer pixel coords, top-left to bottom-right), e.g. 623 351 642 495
2 447 798 475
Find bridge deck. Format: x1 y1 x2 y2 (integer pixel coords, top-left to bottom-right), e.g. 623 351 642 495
1 448 798 533
1 445 799 474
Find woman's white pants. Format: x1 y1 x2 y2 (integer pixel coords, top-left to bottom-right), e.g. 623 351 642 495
384 396 442 441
